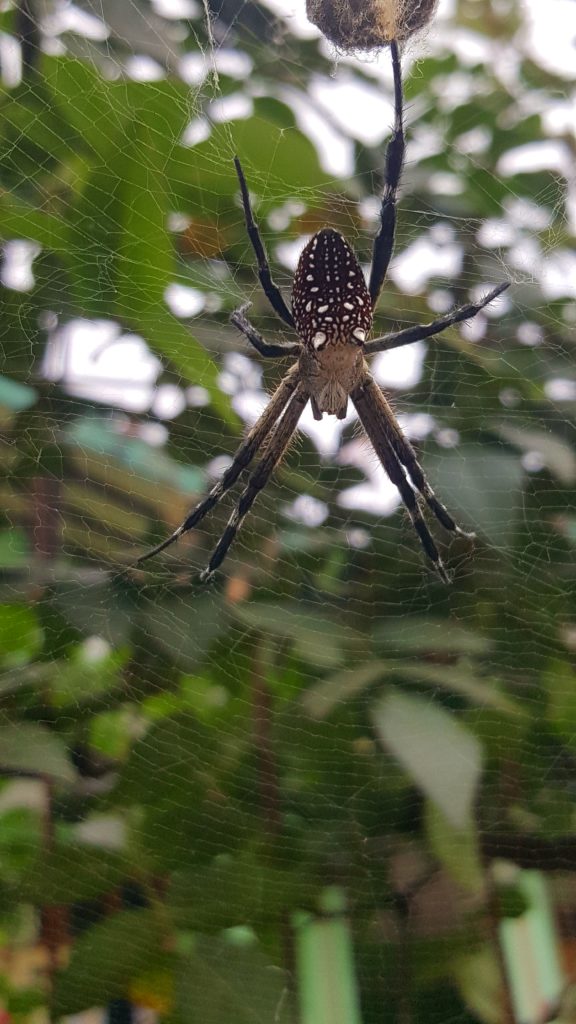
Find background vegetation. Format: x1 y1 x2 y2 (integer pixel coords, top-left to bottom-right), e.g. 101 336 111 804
1 0 575 1019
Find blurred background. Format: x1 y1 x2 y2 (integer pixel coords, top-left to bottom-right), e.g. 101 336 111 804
1 0 576 1020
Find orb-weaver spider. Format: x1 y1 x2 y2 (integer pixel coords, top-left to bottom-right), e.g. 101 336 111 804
139 41 508 583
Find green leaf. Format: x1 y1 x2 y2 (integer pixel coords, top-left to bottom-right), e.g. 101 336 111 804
0 605 43 665
170 857 316 931
425 446 524 548
495 423 576 486
231 603 365 669
425 802 484 894
134 310 235 425
44 56 129 157
0 193 70 252
544 658 576 751
302 658 523 719
301 662 387 718
373 617 491 655
188 115 325 201
390 662 524 717
116 714 252 867
143 595 227 671
53 581 132 647
372 691 483 829
453 947 504 1024
52 910 163 1015
175 937 292 1024
0 529 30 569
0 723 75 784
116 713 216 804
20 845 129 905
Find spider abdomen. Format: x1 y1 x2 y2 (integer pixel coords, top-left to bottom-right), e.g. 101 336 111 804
292 229 373 351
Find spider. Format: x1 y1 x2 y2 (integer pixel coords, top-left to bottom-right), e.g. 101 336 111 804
138 41 508 584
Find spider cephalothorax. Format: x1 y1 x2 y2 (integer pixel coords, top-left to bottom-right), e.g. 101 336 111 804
138 41 508 584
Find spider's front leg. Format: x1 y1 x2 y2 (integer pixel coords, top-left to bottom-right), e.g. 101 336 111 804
368 40 405 309
231 303 300 360
234 156 295 328
364 282 510 355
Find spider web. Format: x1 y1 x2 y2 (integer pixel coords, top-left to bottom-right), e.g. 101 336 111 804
1 0 576 1020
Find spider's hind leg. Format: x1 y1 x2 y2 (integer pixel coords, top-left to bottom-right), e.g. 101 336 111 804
393 438 475 540
366 379 475 540
199 384 309 582
352 375 457 583
136 366 300 566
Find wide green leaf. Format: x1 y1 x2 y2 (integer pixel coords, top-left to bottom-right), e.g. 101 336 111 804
372 691 483 828
373 617 491 655
232 603 365 669
0 723 75 784
175 937 292 1024
0 720 75 782
302 658 522 719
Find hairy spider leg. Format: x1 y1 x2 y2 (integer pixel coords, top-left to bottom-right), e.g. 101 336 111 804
234 156 295 328
231 303 300 360
136 367 300 564
352 376 450 583
200 384 309 581
368 40 405 308
357 375 474 540
364 282 510 355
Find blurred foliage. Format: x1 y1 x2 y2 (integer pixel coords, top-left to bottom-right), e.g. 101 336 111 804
0 0 576 1020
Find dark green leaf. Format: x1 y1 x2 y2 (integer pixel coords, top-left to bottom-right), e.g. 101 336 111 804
21 845 129 904
52 910 163 1015
142 595 227 670
170 857 317 931
0 605 43 665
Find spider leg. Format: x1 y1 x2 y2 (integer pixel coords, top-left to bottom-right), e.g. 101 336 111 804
231 303 300 359
356 375 474 540
137 366 300 565
364 282 510 355
352 375 450 583
368 40 405 309
234 156 295 329
200 384 309 581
